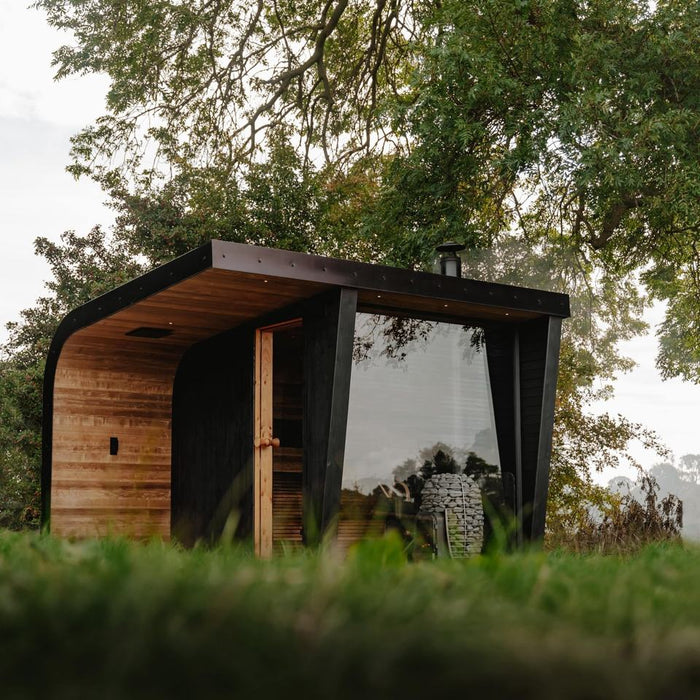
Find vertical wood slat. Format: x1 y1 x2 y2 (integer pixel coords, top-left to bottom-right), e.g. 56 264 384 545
513 316 564 541
531 317 563 540
485 327 516 512
260 331 274 557
486 319 563 542
518 318 549 540
254 329 274 558
513 329 523 546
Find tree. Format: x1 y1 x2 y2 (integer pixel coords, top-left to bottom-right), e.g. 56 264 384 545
108 133 328 264
35 0 423 180
677 454 700 485
650 457 700 539
8 0 694 531
368 0 700 369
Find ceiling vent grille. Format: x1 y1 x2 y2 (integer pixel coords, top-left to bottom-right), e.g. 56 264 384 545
125 326 173 338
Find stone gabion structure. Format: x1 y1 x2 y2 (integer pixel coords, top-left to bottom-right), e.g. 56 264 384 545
419 473 484 557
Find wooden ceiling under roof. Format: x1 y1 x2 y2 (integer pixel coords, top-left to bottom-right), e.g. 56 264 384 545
67 268 330 352
61 253 560 355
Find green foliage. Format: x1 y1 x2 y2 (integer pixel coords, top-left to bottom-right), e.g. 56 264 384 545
651 270 700 382
2 532 700 697
104 135 386 266
35 0 421 178
547 474 683 553
107 134 329 264
0 365 42 529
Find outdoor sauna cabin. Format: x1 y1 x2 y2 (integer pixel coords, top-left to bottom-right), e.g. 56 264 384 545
42 241 570 554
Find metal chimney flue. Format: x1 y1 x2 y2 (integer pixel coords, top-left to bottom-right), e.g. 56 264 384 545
435 242 466 278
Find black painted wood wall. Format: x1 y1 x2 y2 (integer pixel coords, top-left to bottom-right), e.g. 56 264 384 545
171 290 560 548
486 317 562 541
171 326 255 546
519 317 562 539
484 327 518 520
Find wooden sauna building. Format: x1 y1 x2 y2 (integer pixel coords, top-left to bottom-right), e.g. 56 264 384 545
42 241 570 553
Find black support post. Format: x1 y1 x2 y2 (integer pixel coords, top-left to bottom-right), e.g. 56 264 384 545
303 288 358 544
518 316 563 540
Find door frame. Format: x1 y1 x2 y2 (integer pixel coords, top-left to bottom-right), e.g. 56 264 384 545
253 318 302 557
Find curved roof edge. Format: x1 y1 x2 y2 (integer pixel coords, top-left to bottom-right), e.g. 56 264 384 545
40 243 213 527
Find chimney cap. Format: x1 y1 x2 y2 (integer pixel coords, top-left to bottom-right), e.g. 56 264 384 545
435 241 466 254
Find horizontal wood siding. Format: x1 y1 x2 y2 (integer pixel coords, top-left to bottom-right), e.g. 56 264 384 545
48 268 324 539
50 336 180 539
273 472 303 548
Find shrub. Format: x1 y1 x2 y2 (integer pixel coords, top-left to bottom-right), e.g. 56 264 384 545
548 474 683 553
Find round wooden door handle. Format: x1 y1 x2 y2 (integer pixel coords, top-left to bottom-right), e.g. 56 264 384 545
257 437 281 448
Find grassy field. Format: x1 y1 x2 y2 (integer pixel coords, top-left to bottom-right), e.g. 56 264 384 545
1 531 700 699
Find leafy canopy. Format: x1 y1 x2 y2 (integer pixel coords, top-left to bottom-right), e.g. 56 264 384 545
36 0 423 177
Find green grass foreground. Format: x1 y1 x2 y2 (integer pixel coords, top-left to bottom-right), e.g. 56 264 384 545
1 532 700 699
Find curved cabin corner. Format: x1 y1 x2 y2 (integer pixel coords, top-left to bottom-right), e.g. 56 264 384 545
43 247 333 540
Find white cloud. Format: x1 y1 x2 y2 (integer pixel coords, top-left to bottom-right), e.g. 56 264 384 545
0 0 108 126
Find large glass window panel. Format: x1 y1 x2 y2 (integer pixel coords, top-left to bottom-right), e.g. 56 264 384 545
339 313 505 553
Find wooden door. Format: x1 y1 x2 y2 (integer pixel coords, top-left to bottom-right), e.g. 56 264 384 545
254 321 304 557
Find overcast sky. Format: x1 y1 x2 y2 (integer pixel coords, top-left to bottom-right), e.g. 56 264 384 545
0 0 112 336
1 2 698 482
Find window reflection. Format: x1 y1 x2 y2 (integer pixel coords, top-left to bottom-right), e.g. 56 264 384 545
339 313 504 554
